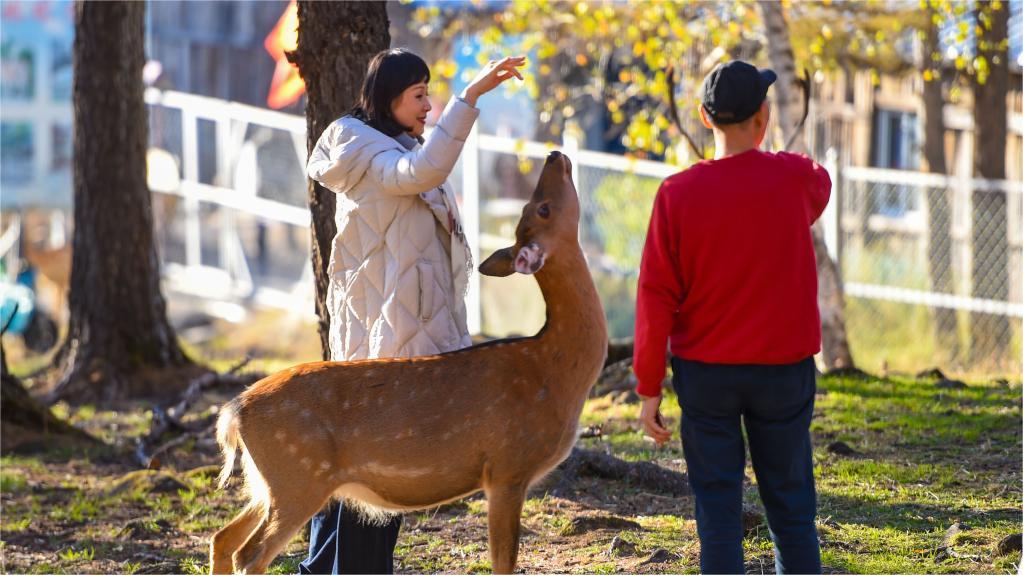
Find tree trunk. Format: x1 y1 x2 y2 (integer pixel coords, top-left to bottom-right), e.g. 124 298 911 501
970 1 1010 367
291 1 390 360
919 12 958 361
49 1 196 406
761 1 855 370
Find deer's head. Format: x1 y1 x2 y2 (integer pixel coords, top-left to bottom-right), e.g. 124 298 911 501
479 151 579 277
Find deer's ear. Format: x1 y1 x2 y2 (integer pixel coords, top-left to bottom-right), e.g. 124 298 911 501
479 247 516 277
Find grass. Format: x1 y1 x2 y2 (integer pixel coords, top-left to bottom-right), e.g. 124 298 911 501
0 372 1018 574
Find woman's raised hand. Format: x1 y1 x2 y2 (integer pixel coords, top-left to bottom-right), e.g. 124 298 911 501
460 56 527 107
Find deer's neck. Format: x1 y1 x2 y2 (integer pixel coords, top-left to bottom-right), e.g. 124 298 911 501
534 248 608 379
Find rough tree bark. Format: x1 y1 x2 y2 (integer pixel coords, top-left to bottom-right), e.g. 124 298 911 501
49 1 196 406
969 1 1010 367
2 338 95 454
761 1 855 371
290 1 390 359
919 10 958 360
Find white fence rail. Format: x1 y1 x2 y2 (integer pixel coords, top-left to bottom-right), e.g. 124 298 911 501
136 89 1019 372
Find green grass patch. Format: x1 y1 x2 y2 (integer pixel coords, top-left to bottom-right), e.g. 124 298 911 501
1 470 28 493
57 545 95 562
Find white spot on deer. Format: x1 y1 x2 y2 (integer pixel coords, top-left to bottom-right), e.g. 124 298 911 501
362 462 433 478
343 400 351 409
319 461 332 471
446 397 455 406
377 396 384 406
352 428 361 438
274 430 286 442
300 457 312 469
288 444 298 455
442 432 452 440
301 410 313 419
365 370 377 378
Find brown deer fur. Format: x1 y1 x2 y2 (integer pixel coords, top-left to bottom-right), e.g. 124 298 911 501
210 152 607 574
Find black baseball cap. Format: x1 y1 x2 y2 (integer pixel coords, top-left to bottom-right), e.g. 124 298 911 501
700 60 777 125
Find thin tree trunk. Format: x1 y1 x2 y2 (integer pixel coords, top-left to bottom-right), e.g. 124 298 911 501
291 1 390 360
919 11 958 361
761 1 855 370
970 1 1010 367
50 1 195 406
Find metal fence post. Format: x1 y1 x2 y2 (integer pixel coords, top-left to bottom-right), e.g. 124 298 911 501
823 148 840 263
181 109 201 269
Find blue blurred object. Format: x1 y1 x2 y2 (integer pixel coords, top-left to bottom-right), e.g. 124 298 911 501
1 266 58 352
0 280 35 336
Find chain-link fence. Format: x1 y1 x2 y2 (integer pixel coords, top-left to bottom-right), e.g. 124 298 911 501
838 167 1023 376
471 139 1022 377
137 89 1021 377
469 136 673 339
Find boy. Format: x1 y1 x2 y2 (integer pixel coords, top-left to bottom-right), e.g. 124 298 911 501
633 60 829 574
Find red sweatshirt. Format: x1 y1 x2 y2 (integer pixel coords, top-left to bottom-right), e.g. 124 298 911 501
633 149 831 397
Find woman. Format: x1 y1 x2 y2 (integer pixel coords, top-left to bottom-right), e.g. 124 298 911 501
301 48 525 574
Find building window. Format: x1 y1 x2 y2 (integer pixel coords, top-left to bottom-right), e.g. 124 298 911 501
871 109 921 217
1 38 35 100
1 122 34 185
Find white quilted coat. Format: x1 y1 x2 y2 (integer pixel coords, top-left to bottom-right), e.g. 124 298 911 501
307 97 478 361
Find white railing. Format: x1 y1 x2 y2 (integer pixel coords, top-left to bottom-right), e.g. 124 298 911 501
143 88 1022 368
838 163 1023 319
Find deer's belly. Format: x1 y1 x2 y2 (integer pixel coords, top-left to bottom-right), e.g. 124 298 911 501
336 461 483 510
334 480 480 512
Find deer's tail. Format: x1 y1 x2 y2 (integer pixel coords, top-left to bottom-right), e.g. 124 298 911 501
216 398 242 490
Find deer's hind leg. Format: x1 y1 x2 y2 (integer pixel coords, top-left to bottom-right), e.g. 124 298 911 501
485 482 528 575
210 504 262 574
233 494 327 574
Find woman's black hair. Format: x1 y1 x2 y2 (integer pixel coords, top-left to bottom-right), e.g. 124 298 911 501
349 48 431 138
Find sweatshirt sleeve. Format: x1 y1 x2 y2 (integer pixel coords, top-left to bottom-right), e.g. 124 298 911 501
366 97 480 196
792 153 831 224
633 183 684 397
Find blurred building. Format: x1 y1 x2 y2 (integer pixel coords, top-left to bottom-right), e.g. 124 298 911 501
0 0 74 211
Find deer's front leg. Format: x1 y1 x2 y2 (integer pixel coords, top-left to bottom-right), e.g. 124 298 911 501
485 483 527 574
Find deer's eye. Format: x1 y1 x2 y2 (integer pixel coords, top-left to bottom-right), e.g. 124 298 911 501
536 203 551 219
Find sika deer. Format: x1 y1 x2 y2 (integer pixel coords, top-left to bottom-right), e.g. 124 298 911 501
210 151 607 574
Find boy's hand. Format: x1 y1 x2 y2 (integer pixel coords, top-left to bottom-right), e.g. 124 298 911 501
639 394 672 445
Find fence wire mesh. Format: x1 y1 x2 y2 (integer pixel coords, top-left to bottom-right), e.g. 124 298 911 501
142 92 1022 377
839 175 1022 376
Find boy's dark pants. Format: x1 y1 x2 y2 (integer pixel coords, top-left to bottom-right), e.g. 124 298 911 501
671 356 821 575
299 501 401 574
